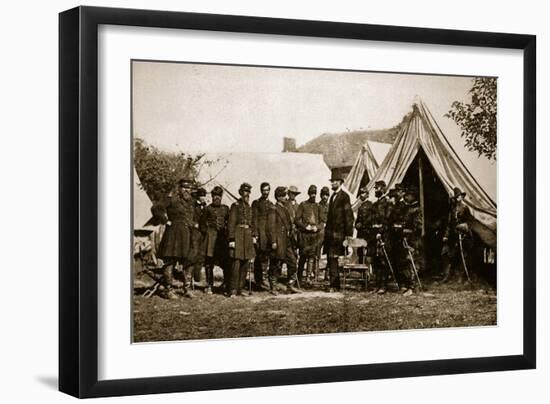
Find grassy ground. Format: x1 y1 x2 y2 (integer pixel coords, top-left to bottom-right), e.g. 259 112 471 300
133 280 497 342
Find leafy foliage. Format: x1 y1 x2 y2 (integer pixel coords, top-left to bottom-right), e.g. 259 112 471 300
134 138 204 202
445 77 497 160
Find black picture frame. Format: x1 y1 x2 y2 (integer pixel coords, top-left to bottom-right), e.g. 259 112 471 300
59 5 536 398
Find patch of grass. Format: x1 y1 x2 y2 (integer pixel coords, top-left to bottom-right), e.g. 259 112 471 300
133 281 496 342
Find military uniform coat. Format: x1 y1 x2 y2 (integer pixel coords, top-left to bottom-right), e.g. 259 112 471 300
187 201 206 265
267 202 296 260
251 197 274 252
317 200 329 255
323 190 354 256
285 200 299 224
355 199 375 240
444 200 473 255
154 193 194 259
202 203 229 259
295 200 324 257
228 199 256 260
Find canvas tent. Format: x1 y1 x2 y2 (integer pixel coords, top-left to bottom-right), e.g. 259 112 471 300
196 152 333 205
133 168 158 235
344 140 391 197
366 100 497 248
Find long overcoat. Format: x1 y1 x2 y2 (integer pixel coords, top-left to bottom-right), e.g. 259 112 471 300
323 190 354 256
153 193 194 259
228 199 256 260
202 203 229 260
267 203 296 260
251 197 274 252
295 200 324 257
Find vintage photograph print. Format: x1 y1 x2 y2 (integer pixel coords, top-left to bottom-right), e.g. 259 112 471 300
132 60 497 343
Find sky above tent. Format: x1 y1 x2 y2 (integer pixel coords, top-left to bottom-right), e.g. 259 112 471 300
133 61 496 200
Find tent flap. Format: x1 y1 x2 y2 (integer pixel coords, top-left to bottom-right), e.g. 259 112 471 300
366 101 497 248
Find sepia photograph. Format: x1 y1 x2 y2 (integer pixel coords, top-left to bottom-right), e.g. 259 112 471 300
131 60 497 343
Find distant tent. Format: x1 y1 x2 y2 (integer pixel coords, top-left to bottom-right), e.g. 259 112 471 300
133 168 157 236
366 101 497 248
344 140 391 197
196 152 333 205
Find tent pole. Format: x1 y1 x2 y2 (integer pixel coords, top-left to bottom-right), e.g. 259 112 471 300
418 153 426 237
418 152 427 274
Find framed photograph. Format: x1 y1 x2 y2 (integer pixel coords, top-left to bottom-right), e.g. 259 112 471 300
59 6 536 398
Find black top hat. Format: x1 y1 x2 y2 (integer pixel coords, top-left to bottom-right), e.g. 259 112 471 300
211 186 223 196
452 187 466 199
329 175 344 183
274 186 288 198
320 186 330 196
239 183 252 193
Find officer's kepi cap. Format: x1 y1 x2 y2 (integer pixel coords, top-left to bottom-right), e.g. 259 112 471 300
239 182 252 193
211 186 223 196
274 186 288 198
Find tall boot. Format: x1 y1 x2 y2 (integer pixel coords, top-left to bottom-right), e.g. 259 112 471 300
441 262 451 283
204 263 214 294
306 257 315 286
161 264 178 300
260 257 271 290
297 254 306 283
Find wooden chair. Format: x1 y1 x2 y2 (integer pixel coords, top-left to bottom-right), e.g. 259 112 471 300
341 238 371 290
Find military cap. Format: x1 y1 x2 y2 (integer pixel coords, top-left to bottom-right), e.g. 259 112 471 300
452 187 466 199
388 189 398 198
320 186 330 196
374 180 387 189
358 186 369 195
260 182 271 190
194 187 207 197
211 186 223 196
307 185 317 195
239 182 252 193
274 186 288 198
329 175 344 182
288 185 301 195
178 178 195 188
405 185 419 197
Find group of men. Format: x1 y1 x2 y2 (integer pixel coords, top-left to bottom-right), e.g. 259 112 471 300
150 175 473 299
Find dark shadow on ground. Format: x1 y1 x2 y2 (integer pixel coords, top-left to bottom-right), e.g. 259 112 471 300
35 375 58 390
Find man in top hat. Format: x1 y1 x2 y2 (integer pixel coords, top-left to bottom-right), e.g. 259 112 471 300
442 187 473 283
323 175 354 291
355 186 374 266
187 187 207 288
295 185 325 285
227 183 257 297
251 182 275 291
394 186 423 296
152 178 196 299
267 186 302 294
202 186 230 294
371 180 392 294
318 186 330 280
